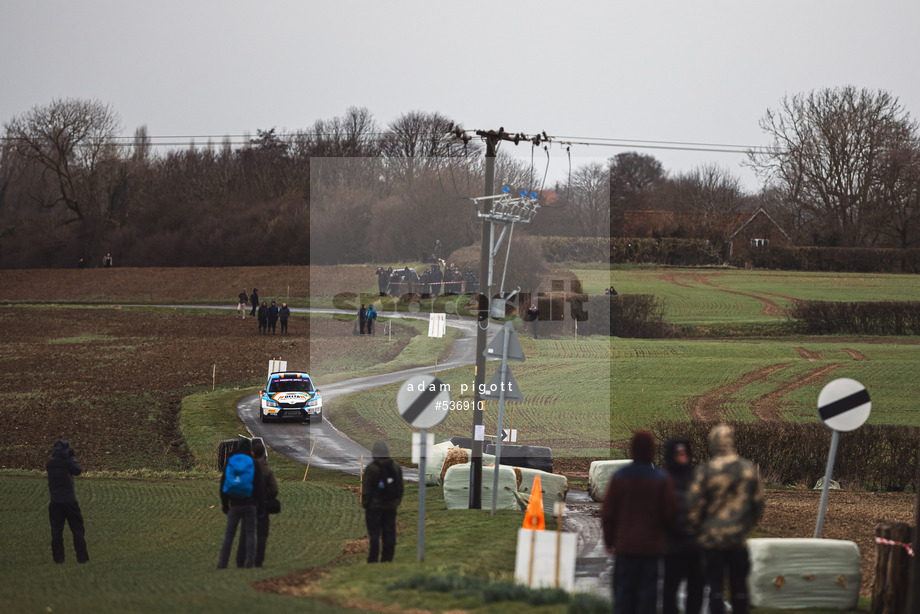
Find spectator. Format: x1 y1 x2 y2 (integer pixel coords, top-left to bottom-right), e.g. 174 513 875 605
103 253 113 267
366 303 378 336
217 437 265 569
268 301 279 335
46 439 89 564
663 438 704 614
237 290 248 320
361 441 404 563
236 440 277 568
526 304 540 339
77 258 86 269
376 267 390 297
258 301 268 334
358 303 367 335
687 424 765 614
601 430 677 614
278 302 290 334
250 288 259 317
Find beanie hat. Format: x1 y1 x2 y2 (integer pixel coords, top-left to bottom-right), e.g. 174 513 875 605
236 436 252 455
630 430 655 463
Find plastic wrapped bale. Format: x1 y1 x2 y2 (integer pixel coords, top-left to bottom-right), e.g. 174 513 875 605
442 463 519 510
587 460 631 502
439 448 496 482
518 467 568 516
747 538 860 610
425 441 457 486
439 447 469 483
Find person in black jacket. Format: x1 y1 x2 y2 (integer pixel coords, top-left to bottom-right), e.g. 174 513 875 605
361 441 404 563
46 439 89 563
663 438 704 614
278 302 290 334
217 437 266 569
268 300 279 335
257 301 268 334
249 288 259 317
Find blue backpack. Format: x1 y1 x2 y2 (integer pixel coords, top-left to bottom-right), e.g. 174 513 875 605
222 454 255 497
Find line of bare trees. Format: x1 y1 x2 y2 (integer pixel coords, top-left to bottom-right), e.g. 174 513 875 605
610 86 920 252
2 86 918 269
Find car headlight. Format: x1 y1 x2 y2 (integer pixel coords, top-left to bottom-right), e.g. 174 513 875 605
263 398 281 409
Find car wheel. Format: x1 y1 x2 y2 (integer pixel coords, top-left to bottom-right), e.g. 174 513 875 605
260 411 267 423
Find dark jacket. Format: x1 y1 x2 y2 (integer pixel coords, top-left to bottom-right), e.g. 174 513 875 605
257 304 268 322
268 304 279 322
220 453 266 515
238 291 248 304
361 442 403 511
687 424 765 550
601 431 678 557
663 438 698 554
46 440 81 504
256 457 279 500
250 291 259 308
278 306 290 321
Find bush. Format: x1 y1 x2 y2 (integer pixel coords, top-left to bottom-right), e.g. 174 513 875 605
753 246 920 273
649 420 920 491
787 300 920 335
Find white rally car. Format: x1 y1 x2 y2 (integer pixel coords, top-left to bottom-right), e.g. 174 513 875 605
259 371 323 423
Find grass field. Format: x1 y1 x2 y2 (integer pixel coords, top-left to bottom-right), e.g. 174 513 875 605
572 264 920 325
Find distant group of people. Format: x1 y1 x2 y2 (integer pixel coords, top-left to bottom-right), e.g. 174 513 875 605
357 303 378 335
375 263 478 299
75 252 114 269
601 424 764 614
605 286 618 295
237 288 290 334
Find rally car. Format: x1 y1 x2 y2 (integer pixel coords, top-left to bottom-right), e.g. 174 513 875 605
259 371 323 423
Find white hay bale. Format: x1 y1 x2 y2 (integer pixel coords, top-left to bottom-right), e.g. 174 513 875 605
518 468 568 516
443 463 519 510
748 538 860 610
587 460 632 502
424 440 456 486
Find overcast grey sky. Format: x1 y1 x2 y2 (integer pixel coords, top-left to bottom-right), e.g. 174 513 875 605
2 0 919 192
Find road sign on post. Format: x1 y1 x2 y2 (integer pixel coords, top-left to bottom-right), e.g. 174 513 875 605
398 375 450 561
814 378 871 538
484 321 525 515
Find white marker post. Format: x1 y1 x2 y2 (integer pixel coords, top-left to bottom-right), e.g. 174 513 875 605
814 378 871 538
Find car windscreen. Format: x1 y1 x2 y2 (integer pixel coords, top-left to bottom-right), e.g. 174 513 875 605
268 378 314 393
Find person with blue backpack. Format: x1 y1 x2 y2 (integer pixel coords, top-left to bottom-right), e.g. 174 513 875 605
217 437 265 569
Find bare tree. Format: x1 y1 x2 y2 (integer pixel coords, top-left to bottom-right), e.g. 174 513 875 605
748 86 919 247
557 161 610 236
671 163 746 246
871 143 920 248
4 98 123 226
609 152 666 236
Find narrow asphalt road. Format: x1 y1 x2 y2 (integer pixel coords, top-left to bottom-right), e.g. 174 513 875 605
167 304 608 596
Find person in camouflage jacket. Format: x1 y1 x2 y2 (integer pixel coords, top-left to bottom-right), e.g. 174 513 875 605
687 423 764 614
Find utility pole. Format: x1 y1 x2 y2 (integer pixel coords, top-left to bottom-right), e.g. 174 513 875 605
470 132 497 509
468 128 547 509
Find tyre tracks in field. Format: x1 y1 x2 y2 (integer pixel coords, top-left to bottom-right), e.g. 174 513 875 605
656 271 788 317
687 346 868 422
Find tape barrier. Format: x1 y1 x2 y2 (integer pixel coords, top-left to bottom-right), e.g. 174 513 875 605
874 537 915 557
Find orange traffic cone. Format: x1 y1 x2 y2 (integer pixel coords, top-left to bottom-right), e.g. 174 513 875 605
522 474 545 530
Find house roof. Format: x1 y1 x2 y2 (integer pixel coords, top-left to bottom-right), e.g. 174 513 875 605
727 207 792 242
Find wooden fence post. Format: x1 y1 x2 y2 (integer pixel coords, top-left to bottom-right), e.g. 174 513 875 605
872 522 912 614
